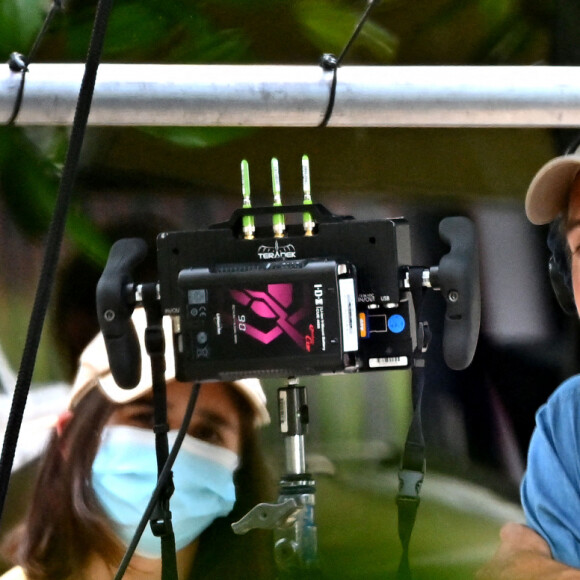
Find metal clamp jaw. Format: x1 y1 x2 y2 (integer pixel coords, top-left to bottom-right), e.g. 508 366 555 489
231 497 300 535
274 476 318 572
232 379 319 577
231 476 318 574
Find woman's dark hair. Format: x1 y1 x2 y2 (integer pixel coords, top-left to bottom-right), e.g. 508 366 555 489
192 387 277 579
7 388 121 579
4 385 276 579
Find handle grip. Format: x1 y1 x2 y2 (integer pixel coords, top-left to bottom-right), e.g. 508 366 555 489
437 217 481 371
96 238 148 389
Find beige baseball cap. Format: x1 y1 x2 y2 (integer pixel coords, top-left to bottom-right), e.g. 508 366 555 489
525 147 580 225
69 308 270 427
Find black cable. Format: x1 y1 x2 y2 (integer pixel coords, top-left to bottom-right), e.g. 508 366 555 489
0 0 114 525
318 0 381 127
318 54 338 128
113 382 201 580
141 290 179 580
336 0 381 67
6 0 64 125
395 268 429 580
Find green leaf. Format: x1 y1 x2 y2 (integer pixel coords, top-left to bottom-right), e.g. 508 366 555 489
170 25 250 63
473 15 536 62
478 0 517 27
294 0 398 62
0 127 110 265
56 0 250 63
139 126 254 149
0 0 47 56
416 0 474 35
62 2 175 61
0 127 60 237
64 211 112 268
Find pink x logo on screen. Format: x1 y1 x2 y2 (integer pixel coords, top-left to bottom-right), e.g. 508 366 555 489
230 283 310 350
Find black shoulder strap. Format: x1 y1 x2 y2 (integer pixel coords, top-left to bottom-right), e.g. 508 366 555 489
142 288 179 580
395 268 429 580
0 0 114 525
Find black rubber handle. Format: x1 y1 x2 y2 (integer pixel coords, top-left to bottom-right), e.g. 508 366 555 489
437 217 481 371
96 238 148 389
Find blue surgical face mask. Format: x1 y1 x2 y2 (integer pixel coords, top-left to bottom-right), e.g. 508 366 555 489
92 425 239 559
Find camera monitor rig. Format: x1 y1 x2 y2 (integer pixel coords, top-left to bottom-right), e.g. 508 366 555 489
97 203 479 388
95 160 480 579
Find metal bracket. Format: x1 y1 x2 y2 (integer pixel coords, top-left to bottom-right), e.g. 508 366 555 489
231 498 300 535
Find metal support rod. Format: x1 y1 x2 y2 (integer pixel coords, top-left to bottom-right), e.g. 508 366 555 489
3 64 580 127
285 435 307 475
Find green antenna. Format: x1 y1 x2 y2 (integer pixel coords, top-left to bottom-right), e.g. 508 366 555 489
302 154 314 235
240 160 255 239
271 157 285 237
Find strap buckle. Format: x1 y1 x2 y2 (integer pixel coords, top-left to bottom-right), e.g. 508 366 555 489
397 467 425 499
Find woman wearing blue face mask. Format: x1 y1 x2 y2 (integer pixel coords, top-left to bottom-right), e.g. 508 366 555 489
1 310 276 579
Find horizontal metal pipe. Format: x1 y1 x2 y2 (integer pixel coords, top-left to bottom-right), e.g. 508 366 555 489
2 64 580 127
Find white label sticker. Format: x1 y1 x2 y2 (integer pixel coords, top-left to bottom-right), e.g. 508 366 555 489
279 390 289 433
369 356 409 368
339 278 358 352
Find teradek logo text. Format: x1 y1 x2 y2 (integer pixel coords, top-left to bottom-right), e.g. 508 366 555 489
257 240 297 260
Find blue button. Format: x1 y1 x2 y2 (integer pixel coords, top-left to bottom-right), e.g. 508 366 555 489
388 314 405 333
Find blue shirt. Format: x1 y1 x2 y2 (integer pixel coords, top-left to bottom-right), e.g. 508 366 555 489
521 374 580 567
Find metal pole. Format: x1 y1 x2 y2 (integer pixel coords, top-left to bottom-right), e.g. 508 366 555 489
3 64 580 127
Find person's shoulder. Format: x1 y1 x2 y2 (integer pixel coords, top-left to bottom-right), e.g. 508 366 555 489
537 374 580 429
546 374 580 407
0 567 27 580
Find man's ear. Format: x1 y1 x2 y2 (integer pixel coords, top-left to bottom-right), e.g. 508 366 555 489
547 219 577 316
549 256 577 315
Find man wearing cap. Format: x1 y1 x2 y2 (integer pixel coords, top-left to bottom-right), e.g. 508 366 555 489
476 151 580 579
